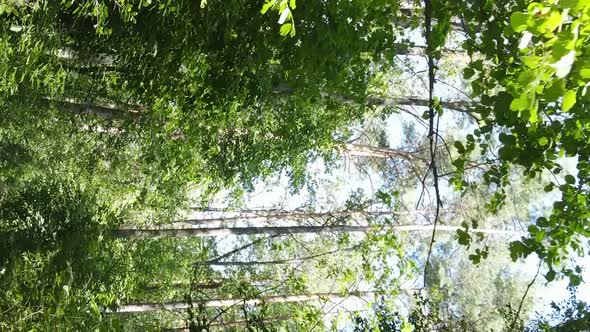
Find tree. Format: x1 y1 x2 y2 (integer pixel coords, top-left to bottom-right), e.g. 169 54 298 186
112 224 521 239
451 0 590 283
424 240 535 331
0 0 409 201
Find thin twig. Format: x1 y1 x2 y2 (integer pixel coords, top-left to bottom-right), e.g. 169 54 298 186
510 259 542 331
423 0 443 289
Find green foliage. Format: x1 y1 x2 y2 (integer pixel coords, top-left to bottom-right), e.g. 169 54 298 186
454 0 590 284
351 300 405 332
350 294 459 332
0 177 112 264
0 177 124 330
0 0 406 202
261 0 296 37
424 240 532 332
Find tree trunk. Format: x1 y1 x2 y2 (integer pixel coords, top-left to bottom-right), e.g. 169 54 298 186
55 44 464 68
44 93 474 125
342 144 426 161
39 97 141 120
143 280 223 291
112 224 523 240
195 207 287 213
342 143 484 170
366 96 474 113
271 85 475 113
179 210 393 227
111 291 376 313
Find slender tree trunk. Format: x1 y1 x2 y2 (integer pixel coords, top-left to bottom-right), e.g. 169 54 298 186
45 93 474 125
342 144 426 161
39 97 141 119
143 280 223 291
112 224 524 240
56 48 114 67
366 96 474 113
271 86 475 113
342 143 484 169
111 291 376 313
55 44 464 68
178 210 394 227
195 207 287 213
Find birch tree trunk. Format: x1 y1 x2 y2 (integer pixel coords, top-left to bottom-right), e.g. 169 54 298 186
112 291 377 313
112 224 523 240
179 210 394 227
55 44 464 67
45 94 473 122
342 144 426 161
143 280 223 291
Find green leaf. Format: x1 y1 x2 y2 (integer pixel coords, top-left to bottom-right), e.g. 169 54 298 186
376 190 392 207
562 89 576 111
565 174 576 184
517 69 538 86
289 0 296 9
456 229 471 246
545 270 556 282
560 0 590 11
463 67 475 79
580 68 590 78
401 322 412 332
468 253 481 264
510 93 527 111
538 137 549 146
544 79 565 101
544 182 555 192
552 31 575 59
569 274 582 287
481 248 488 259
510 12 529 32
535 230 545 242
454 141 465 154
261 1 275 14
528 224 539 234
537 217 550 227
279 23 292 36
521 56 541 68
543 11 563 32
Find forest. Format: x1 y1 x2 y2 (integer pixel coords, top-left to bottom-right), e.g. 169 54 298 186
1 0 590 331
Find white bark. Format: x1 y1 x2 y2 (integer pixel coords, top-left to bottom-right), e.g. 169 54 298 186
342 144 426 161
112 291 377 313
112 224 524 239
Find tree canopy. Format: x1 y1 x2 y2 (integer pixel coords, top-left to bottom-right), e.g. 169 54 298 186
2 0 590 331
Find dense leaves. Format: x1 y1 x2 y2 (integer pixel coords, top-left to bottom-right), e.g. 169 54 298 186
452 0 590 284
